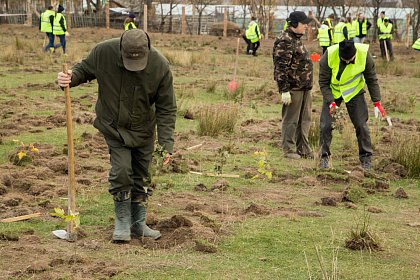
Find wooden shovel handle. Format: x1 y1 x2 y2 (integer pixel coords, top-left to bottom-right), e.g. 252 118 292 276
63 63 77 241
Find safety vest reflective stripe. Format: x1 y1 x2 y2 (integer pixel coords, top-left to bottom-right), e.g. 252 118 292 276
379 23 392 40
40 10 54 33
327 43 369 103
412 38 420 50
331 73 363 87
333 22 346 44
53 13 66 35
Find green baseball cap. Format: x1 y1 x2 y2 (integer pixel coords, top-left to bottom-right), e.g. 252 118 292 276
121 29 150 72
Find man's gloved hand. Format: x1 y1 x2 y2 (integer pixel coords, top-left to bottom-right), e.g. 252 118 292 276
374 101 386 118
329 102 337 116
281 92 292 105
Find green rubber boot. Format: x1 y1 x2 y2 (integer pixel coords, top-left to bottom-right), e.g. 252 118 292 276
131 202 161 240
112 191 131 242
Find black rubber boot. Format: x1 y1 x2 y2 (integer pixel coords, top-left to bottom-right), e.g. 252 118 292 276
112 191 131 242
131 202 161 240
361 157 372 170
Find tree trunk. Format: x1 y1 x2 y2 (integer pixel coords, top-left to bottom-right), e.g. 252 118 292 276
198 11 202 35
168 2 173 33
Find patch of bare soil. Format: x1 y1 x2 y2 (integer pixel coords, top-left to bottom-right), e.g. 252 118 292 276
239 118 280 143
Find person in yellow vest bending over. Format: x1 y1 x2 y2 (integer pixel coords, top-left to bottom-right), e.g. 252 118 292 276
333 18 348 44
412 38 420 51
378 18 393 60
53 4 69 54
124 13 137 30
353 13 372 43
243 16 261 56
39 5 55 52
318 39 386 170
318 24 330 54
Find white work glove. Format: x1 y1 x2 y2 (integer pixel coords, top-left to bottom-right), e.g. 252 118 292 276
65 31 70 37
57 69 72 88
281 91 292 105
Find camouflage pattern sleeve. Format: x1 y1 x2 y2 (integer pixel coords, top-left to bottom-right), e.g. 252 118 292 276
273 36 293 93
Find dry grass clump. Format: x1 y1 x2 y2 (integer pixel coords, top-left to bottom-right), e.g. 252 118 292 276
345 211 381 251
161 49 196 66
390 135 420 178
197 104 239 136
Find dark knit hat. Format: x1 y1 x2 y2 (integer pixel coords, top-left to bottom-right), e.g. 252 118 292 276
57 4 64 13
339 40 357 60
129 12 135 19
47 5 53 9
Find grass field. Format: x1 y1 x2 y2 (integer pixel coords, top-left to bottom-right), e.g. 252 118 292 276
0 25 419 280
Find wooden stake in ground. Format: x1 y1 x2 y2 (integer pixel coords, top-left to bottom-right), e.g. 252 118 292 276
227 37 240 94
405 14 410 48
223 8 228 38
63 63 78 242
143 4 148 33
383 40 390 62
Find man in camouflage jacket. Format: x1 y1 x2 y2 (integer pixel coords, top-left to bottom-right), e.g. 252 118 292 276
273 11 313 159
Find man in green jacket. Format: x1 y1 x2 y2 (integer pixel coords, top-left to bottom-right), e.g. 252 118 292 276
318 39 386 170
57 29 177 242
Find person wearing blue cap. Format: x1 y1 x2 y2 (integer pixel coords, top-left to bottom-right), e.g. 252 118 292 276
124 12 137 30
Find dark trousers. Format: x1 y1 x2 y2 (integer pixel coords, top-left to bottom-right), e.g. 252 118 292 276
54 34 67 53
242 35 260 55
105 137 154 199
379 39 393 60
282 90 312 156
322 46 328 54
44 32 55 51
319 93 373 163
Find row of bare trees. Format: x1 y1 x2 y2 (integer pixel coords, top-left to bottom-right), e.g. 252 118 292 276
0 0 418 41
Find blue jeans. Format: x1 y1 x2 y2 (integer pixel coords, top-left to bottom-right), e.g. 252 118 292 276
54 34 66 53
44 32 55 52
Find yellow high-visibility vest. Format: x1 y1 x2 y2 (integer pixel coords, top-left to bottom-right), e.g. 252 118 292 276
354 19 367 36
124 22 137 30
246 21 261 43
53 13 66 35
318 27 330 47
40 10 55 33
379 23 392 40
412 38 420 50
327 43 369 103
333 22 346 44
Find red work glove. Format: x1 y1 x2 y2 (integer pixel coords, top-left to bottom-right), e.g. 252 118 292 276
374 101 386 118
329 102 337 116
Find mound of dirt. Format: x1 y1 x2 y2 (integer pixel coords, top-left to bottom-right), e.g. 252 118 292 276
320 197 337 206
244 203 270 215
395 187 408 199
